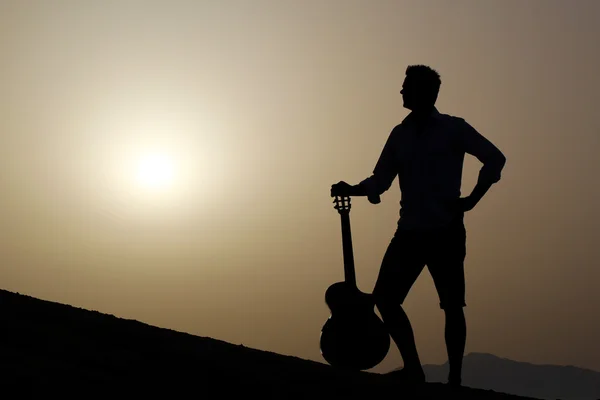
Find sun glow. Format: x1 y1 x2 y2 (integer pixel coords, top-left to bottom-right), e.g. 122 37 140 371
135 153 176 190
82 93 230 219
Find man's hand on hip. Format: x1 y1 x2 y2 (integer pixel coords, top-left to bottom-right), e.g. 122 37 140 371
457 196 478 212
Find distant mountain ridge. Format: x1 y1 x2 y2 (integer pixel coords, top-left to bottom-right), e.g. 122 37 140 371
0 288 533 399
419 352 600 400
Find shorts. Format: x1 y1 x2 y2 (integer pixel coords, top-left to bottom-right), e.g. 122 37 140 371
373 214 467 309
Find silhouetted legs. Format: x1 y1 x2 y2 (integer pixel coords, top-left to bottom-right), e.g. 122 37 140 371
444 307 466 385
374 216 467 384
373 229 426 380
376 297 466 384
375 299 423 373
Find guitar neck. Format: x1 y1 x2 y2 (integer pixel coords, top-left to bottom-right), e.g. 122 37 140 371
339 212 357 287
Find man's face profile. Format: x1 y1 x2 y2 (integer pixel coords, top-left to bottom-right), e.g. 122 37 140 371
401 76 417 110
401 75 434 111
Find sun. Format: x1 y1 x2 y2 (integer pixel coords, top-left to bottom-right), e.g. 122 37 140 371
135 153 175 190
84 98 231 218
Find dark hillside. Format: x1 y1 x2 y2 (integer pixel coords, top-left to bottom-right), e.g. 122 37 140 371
0 289 536 399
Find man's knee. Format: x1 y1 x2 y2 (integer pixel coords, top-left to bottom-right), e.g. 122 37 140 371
438 292 466 311
373 290 402 313
372 290 388 308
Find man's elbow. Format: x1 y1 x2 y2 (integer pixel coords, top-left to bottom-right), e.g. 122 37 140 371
360 174 394 197
487 152 507 184
376 176 395 195
496 152 507 172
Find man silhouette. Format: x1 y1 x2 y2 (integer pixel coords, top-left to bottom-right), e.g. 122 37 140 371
330 65 506 386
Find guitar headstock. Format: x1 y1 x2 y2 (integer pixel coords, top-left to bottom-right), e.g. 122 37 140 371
333 196 351 214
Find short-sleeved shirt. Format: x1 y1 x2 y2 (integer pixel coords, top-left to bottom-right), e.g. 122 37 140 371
360 107 506 231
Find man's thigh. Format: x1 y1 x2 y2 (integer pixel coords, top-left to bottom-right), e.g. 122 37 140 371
373 229 426 305
427 221 467 309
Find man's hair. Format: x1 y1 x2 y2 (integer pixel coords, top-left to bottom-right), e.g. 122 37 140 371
405 65 441 104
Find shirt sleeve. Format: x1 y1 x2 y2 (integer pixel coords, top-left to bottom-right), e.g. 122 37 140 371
458 118 506 184
359 128 399 196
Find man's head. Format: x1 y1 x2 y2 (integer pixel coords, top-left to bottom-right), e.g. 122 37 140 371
401 65 441 111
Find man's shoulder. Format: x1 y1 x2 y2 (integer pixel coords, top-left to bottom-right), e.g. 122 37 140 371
392 110 472 137
387 122 407 138
399 109 469 126
435 113 476 138
435 111 468 126
391 122 405 132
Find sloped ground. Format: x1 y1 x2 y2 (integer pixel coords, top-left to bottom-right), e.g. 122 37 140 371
0 289 536 399
423 353 600 400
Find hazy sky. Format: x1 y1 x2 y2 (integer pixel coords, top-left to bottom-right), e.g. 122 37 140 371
1 0 599 374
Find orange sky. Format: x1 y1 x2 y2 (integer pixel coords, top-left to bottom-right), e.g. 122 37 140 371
1 0 599 374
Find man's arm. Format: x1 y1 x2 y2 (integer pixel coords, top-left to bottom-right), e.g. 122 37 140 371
332 129 399 202
458 118 506 211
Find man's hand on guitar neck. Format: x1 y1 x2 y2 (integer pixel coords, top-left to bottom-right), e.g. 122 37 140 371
330 181 381 204
330 181 355 197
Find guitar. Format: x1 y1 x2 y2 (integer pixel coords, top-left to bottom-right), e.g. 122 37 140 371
320 195 390 371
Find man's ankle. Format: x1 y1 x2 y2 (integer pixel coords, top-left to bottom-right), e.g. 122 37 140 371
403 363 424 373
386 366 426 383
448 374 462 386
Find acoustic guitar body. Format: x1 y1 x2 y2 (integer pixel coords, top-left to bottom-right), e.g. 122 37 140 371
320 281 390 371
